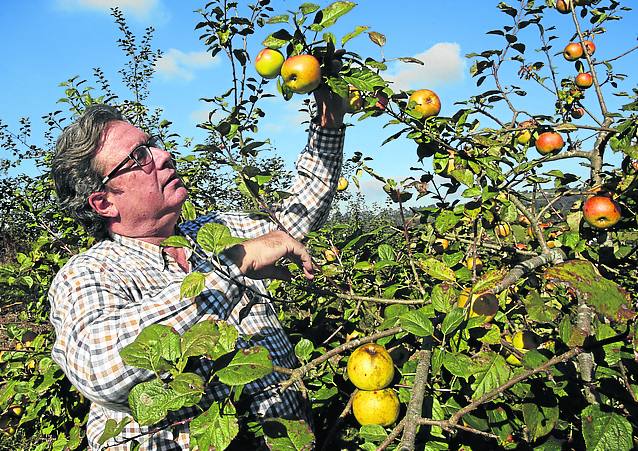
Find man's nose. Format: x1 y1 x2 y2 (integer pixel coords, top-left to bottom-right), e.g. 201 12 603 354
153 147 176 169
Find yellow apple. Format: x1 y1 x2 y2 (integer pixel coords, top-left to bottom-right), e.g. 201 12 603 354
254 48 285 79
352 388 400 426
408 89 441 119
347 343 394 391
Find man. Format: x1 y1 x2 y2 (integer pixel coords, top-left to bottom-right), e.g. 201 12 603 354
49 89 346 449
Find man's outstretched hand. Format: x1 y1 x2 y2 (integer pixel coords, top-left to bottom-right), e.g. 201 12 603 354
314 84 346 129
224 230 314 281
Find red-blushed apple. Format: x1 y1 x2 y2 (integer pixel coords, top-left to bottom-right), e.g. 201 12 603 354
254 48 285 79
408 89 441 119
374 91 389 110
535 132 564 155
571 107 585 119
582 40 596 56
556 0 573 13
563 42 584 61
280 54 321 94
583 195 621 229
575 72 593 89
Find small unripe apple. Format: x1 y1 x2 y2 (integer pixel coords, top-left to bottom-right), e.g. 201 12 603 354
458 290 498 322
374 91 389 110
337 176 349 192
408 89 441 119
583 195 621 229
563 42 584 61
254 48 285 79
575 72 593 89
495 222 511 238
433 238 449 253
324 249 337 262
280 54 321 94
464 257 483 272
504 330 539 366
582 40 596 56
571 107 585 119
352 388 400 426
556 0 573 13
346 86 364 113
535 132 564 155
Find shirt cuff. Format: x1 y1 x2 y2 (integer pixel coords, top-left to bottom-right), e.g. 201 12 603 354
307 121 345 156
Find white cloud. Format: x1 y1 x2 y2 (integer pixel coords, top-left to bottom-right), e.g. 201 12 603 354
385 42 465 91
56 0 159 20
156 49 218 81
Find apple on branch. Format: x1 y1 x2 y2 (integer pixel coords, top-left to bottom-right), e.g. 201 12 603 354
280 54 321 94
563 42 584 61
254 48 285 79
575 72 593 89
535 131 564 155
583 195 621 229
408 89 441 119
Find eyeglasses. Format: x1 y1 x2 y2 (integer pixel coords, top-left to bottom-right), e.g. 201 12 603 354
100 135 165 186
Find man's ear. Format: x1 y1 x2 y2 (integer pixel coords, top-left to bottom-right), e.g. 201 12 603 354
88 191 118 218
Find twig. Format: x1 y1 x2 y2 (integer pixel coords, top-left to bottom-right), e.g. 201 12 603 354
448 347 583 425
279 326 402 392
491 249 565 295
319 391 355 451
376 419 405 451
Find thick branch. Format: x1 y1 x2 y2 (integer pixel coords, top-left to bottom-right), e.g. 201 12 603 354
399 349 432 451
492 249 565 294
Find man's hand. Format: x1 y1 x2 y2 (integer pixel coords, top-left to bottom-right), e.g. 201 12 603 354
314 84 347 129
224 230 314 280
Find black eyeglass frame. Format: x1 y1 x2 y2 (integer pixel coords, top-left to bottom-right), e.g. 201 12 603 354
100 135 164 186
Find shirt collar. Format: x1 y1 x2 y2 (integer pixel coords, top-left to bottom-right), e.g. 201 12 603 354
109 233 167 271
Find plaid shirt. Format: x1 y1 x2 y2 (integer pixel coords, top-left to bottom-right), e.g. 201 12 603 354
49 122 345 450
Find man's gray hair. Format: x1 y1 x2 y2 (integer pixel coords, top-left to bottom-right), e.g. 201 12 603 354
51 104 124 239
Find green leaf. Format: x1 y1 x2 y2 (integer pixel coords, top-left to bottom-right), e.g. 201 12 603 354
417 258 456 282
311 1 355 31
295 338 314 362
128 380 174 426
120 324 180 372
581 404 633 451
97 417 132 445
341 25 369 46
342 68 386 92
441 308 466 335
523 402 559 441
544 260 635 322
399 308 434 337
299 3 320 14
168 372 205 407
326 75 349 98
181 200 196 221
215 346 273 386
266 14 290 24
470 352 511 400
359 424 388 442
196 222 245 255
434 210 460 234
190 402 239 451
180 271 206 299
368 31 386 47
377 244 395 261
263 418 315 450
523 291 560 323
442 352 474 380
180 320 221 360
431 283 457 313
160 235 191 249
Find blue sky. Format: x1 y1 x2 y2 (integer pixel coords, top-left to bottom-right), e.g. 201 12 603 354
1 0 636 204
